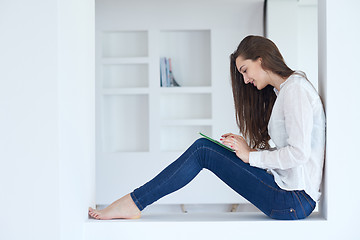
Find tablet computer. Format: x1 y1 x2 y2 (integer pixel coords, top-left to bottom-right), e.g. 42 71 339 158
198 132 235 152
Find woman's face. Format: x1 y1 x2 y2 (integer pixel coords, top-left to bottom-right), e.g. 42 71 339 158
235 56 269 90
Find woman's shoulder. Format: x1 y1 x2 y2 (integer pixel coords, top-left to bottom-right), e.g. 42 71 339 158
287 71 308 84
282 71 321 103
283 72 316 91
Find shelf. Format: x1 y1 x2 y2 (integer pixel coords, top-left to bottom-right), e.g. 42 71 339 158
101 88 149 95
159 87 212 94
102 31 148 58
101 57 149 64
102 94 149 152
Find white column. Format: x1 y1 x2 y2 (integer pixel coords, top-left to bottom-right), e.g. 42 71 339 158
58 0 95 240
318 0 360 230
0 1 95 239
0 1 60 239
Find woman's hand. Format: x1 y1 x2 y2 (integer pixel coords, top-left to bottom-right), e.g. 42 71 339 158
220 133 255 163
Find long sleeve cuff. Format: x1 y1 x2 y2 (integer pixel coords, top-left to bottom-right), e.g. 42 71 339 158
249 151 263 168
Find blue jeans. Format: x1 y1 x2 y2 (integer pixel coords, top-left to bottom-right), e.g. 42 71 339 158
131 138 316 220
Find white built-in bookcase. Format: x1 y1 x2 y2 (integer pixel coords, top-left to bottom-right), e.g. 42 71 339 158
95 0 263 205
100 30 212 154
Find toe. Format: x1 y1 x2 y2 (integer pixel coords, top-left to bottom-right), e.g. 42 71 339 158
89 212 97 219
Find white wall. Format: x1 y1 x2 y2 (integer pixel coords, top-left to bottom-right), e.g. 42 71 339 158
267 0 318 89
267 0 299 68
0 1 59 239
298 1 318 89
0 0 95 240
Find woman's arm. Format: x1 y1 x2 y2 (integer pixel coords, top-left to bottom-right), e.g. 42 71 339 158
249 83 314 170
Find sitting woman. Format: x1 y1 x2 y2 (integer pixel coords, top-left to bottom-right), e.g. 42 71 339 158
89 35 326 220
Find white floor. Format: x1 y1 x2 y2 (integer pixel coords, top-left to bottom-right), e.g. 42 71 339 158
96 203 261 214
91 203 322 222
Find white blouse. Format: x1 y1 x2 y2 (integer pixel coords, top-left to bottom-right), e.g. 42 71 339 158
249 72 326 201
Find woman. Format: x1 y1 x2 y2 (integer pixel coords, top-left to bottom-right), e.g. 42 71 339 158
89 35 325 220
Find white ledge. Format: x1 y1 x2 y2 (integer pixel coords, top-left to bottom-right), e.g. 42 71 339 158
86 211 325 223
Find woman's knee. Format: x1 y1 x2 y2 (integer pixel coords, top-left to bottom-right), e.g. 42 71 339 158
189 138 213 168
193 137 212 148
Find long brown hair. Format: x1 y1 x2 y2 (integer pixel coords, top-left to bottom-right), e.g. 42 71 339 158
230 35 294 149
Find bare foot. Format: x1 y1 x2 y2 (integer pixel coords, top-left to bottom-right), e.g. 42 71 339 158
88 193 141 220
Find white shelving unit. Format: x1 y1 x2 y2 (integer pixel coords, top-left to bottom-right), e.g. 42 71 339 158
99 31 150 153
99 30 212 154
95 0 261 206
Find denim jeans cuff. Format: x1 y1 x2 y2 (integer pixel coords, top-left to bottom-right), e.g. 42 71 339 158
130 191 144 211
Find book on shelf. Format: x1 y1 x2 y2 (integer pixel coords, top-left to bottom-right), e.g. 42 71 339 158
160 57 180 87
